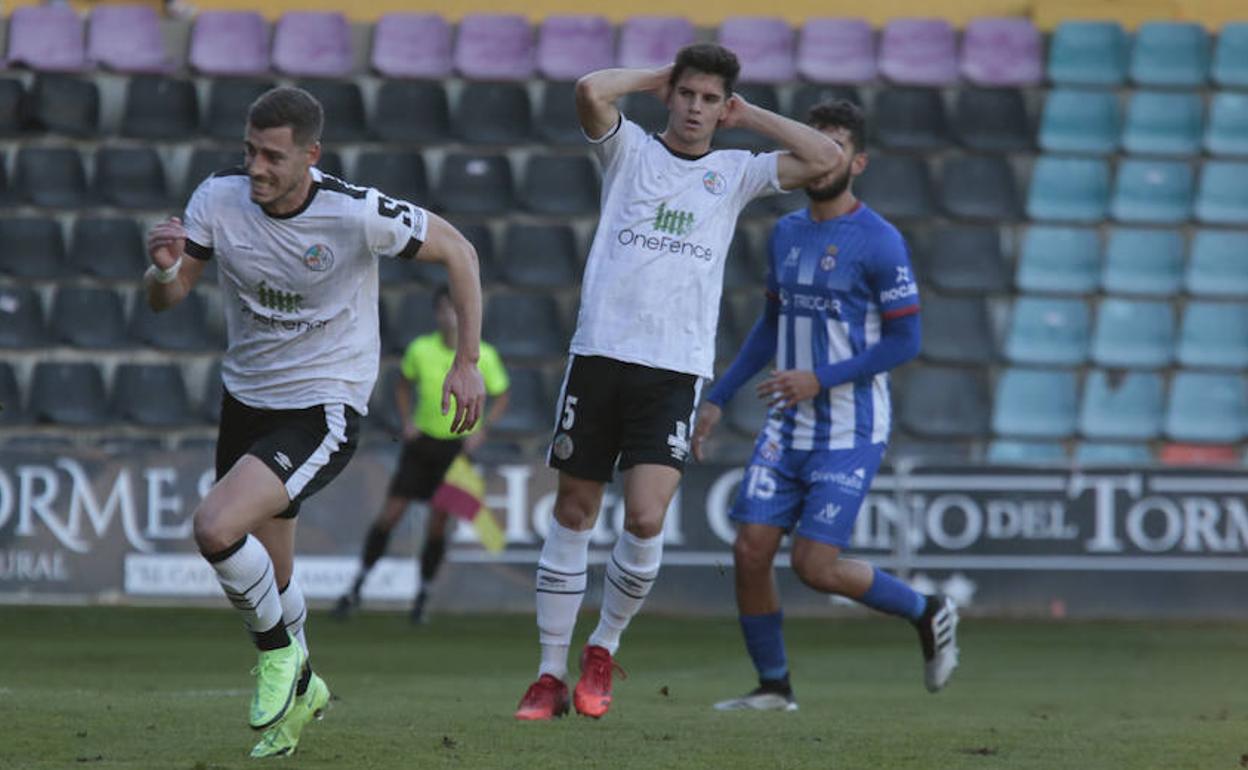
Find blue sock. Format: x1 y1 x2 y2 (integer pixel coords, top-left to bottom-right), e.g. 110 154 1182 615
739 612 788 682
859 567 926 621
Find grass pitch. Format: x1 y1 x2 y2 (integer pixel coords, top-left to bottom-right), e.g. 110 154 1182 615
2 605 1247 769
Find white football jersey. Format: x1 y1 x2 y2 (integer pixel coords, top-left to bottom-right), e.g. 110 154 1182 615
183 166 429 413
570 116 783 378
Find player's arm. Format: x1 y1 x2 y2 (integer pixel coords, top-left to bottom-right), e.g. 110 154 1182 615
722 96 845 191
575 65 671 140
464 389 510 455
394 369 417 440
144 216 207 311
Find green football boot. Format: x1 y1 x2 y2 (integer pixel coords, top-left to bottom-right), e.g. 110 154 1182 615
248 636 305 730
250 672 330 759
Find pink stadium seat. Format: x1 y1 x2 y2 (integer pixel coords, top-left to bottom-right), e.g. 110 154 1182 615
797 18 876 83
879 18 958 86
718 16 795 84
272 11 353 78
6 5 86 72
960 17 1043 86
189 12 269 76
372 13 452 78
538 15 614 80
88 5 173 74
454 14 535 81
617 16 695 69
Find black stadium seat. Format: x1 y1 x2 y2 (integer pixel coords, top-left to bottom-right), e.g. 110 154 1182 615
49 287 129 349
16 147 87 208
184 147 242 200
521 154 599 216
295 79 368 141
873 87 951 151
788 83 863 121
386 289 435 354
940 155 1021 221
111 364 193 426
0 217 67 279
372 80 450 144
93 147 169 209
202 358 223 424
536 81 583 146
0 362 26 425
621 92 668 134
354 150 429 204
30 362 109 426
0 286 46 349
121 75 200 140
499 223 580 288
953 88 1033 153
898 366 990 439
26 74 99 137
454 82 532 146
204 78 276 141
0 78 24 136
491 367 548 435
715 84 779 151
483 293 564 358
921 225 1009 294
129 290 217 351
69 217 145 280
856 154 935 220
918 292 996 365
436 153 515 215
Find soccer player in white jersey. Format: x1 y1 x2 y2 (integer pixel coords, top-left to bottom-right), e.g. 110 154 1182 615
691 100 959 712
514 44 846 721
144 87 486 757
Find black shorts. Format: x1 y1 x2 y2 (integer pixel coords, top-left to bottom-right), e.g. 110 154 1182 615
387 434 464 500
547 355 702 483
216 390 361 519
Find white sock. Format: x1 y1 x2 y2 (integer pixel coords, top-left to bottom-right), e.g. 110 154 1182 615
588 530 663 656
209 535 283 636
279 576 308 658
535 520 591 680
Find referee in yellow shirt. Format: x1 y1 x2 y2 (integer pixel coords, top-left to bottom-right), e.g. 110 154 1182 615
334 285 510 623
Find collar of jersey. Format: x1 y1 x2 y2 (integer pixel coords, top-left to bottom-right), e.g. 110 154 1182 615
262 169 321 220
653 133 711 162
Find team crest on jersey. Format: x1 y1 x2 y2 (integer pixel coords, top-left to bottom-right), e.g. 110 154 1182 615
552 433 574 461
302 243 334 272
702 170 726 196
821 245 838 271
759 439 782 463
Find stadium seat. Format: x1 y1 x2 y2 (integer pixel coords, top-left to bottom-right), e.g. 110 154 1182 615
521 154 600 216
1016 226 1100 294
1160 442 1238 466
721 370 770 437
0 217 68 279
918 293 995 364
719 16 795 84
873 87 950 151
500 224 580 288
454 82 533 145
189 11 269 76
617 16 695 69
1205 92 1248 157
354 150 429 205
1038 89 1119 155
714 84 780 151
992 368 1078 439
878 18 958 86
200 359 223 424
454 13 535 80
26 75 99 137
93 147 169 209
183 148 242 201
1164 371 1247 443
1047 20 1128 86
404 220 497 287
722 229 765 290
1212 22 1248 88
1185 229 1248 298
378 252 423 286
536 81 584 146
538 15 613 80
0 362 26 426
0 79 23 137
483 294 565 358
952 88 1032 153
121 75 199 140
0 162 12 209
15 148 86 208
371 13 452 79
48 287 127 349
789 84 863 123
1130 22 1209 87
897 366 990 438
386 289 435 354
372 80 450 145
366 365 405 436
203 78 275 142
69 217 144 280
296 80 368 142
621 92 670 133
129 291 217 351
1194 161 1248 225
1177 302 1248 369
5 5 86 72
1090 298 1174 368
273 12 353 77
1026 156 1110 223
921 225 1009 294
987 440 1067 464
1004 296 1090 365
1101 227 1183 296
112 364 193 427
436 153 515 215
491 367 548 435
796 18 876 84
1074 442 1153 465
1078 369 1163 440
87 4 172 73
1121 91 1203 156
940 155 1020 221
960 17 1043 86
856 154 935 220
30 362 109 426
888 434 973 465
0 287 47 349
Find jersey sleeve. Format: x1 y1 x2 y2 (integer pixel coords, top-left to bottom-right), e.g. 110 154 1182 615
478 345 510 396
866 227 921 320
364 187 431 261
182 177 215 260
587 114 645 175
732 151 783 208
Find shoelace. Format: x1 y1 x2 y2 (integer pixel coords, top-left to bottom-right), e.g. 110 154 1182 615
582 651 627 684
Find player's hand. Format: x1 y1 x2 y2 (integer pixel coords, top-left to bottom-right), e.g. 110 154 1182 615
146 217 186 270
442 357 485 434
463 429 487 456
757 369 821 410
718 93 752 129
650 64 674 104
692 402 722 463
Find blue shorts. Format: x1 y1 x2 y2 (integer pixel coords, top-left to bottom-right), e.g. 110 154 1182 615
729 436 886 548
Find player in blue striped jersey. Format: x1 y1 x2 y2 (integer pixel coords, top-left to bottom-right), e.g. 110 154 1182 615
692 100 959 712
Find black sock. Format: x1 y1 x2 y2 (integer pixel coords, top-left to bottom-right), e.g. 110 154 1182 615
759 673 792 695
295 664 312 696
420 536 446 584
253 620 291 652
352 525 393 595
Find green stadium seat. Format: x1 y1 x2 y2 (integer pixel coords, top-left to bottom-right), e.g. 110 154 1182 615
993 368 1078 439
1074 442 1153 465
1026 156 1110 223
1212 22 1248 88
1195 160 1248 225
1185 229 1248 297
1078 369 1163 440
1129 22 1210 87
1176 301 1248 369
1110 159 1193 225
1164 371 1247 443
1047 21 1128 87
987 440 1067 464
1016 226 1100 294
1101 227 1183 296
1090 298 1174 368
1121 90 1203 156
1004 296 1090 365
1038 89 1119 155
1205 92 1248 157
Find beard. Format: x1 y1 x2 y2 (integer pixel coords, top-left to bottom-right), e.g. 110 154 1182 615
806 171 851 202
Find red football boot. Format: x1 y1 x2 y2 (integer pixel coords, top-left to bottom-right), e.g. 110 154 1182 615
573 645 626 718
514 674 570 721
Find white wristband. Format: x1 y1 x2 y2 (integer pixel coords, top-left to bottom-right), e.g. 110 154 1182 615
148 257 183 284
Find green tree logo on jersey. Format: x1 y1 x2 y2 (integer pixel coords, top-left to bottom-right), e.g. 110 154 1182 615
256 281 303 313
653 203 695 237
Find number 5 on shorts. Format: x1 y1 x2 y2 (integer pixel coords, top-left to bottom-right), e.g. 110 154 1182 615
561 395 578 430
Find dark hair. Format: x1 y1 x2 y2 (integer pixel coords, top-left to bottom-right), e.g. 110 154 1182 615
669 43 740 97
807 99 867 154
247 87 324 147
432 284 452 308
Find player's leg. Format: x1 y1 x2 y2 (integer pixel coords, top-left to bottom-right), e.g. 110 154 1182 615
411 507 452 624
333 494 410 618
